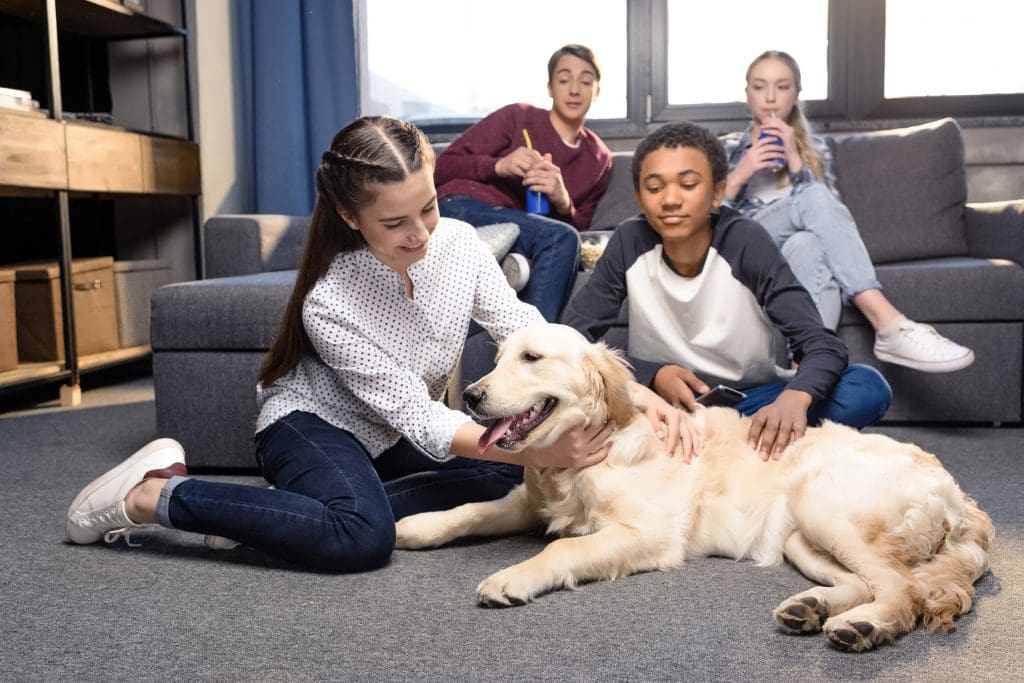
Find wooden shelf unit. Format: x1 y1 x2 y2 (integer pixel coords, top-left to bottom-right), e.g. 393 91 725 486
0 0 200 402
0 110 200 195
0 345 151 389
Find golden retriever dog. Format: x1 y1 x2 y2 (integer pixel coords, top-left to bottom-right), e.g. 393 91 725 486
396 324 994 652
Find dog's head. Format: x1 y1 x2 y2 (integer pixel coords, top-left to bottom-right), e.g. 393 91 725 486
464 323 636 454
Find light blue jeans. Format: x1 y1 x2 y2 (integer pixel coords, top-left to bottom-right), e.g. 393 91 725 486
751 182 881 330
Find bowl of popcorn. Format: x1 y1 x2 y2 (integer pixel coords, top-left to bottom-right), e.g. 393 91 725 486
580 230 614 271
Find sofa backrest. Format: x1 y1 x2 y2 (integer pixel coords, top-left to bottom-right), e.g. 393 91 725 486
204 214 310 278
590 152 641 230
827 117 968 264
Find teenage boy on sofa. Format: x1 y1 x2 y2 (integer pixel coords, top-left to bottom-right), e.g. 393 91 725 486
434 44 613 322
562 121 892 460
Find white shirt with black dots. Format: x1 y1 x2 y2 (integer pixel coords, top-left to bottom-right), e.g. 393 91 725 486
256 217 544 461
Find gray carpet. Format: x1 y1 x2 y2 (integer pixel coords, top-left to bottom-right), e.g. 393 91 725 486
1 395 1022 682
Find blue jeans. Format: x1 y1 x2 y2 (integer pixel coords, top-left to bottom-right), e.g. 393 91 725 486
732 364 892 428
156 411 522 572
440 195 581 322
752 182 882 330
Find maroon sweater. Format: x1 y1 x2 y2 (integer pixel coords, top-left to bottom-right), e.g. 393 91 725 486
435 103 613 231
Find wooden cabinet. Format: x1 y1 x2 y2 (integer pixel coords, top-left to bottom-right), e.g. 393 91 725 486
0 0 200 403
0 113 67 189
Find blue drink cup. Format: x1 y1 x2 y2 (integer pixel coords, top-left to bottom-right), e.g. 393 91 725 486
758 131 786 171
526 189 550 215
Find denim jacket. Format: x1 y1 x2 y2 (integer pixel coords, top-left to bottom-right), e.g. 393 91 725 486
720 126 842 216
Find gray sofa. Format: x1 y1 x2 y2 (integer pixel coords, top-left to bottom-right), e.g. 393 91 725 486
152 118 1024 469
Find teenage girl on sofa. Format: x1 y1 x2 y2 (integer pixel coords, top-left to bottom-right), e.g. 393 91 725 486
720 50 974 373
65 116 689 572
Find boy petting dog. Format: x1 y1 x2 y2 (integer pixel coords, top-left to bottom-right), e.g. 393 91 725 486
562 121 893 458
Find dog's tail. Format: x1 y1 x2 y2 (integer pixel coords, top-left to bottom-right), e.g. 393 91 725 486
914 497 994 633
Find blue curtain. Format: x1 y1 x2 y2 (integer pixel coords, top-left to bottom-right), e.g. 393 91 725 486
235 0 359 215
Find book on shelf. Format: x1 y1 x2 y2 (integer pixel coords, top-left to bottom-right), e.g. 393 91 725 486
0 86 42 115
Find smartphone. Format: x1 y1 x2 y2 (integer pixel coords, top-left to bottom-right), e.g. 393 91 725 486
695 385 747 407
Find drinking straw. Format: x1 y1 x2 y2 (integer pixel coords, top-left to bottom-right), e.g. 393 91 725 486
522 128 533 150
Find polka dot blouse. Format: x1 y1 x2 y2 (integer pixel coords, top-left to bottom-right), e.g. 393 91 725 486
256 218 544 461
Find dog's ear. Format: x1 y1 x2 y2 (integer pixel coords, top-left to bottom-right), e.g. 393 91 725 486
583 343 636 426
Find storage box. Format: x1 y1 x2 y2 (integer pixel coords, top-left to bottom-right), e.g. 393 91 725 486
113 259 172 347
13 257 119 362
0 268 17 371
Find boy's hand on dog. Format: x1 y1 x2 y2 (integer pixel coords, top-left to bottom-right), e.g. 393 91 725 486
654 364 710 412
747 390 812 461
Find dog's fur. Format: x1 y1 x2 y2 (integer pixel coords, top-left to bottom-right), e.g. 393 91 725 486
396 324 994 651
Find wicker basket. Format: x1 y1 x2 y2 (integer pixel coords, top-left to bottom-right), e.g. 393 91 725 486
113 259 172 347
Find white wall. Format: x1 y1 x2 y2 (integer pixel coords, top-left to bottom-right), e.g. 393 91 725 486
194 0 251 222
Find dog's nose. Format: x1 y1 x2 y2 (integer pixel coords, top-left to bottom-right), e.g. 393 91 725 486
463 385 485 411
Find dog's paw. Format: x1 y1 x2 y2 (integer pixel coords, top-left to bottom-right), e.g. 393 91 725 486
394 512 452 550
824 616 889 652
773 595 829 634
476 565 547 607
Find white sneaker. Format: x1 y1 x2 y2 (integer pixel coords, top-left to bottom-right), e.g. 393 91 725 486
66 438 186 545
873 318 975 373
501 253 530 292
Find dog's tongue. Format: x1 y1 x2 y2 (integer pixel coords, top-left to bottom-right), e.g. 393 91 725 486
477 417 514 455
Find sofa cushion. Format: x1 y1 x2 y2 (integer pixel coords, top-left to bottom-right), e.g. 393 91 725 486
474 222 520 260
837 256 1024 325
827 118 968 264
590 152 641 230
151 271 296 350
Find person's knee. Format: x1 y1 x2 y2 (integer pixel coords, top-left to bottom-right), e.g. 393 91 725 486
312 509 396 573
781 230 824 263
548 220 581 254
840 364 893 427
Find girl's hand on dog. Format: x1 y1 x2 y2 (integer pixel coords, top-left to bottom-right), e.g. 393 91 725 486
673 408 704 464
746 389 812 461
630 382 688 459
522 419 616 469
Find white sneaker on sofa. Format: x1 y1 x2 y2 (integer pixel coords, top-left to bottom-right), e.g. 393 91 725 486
66 438 186 545
501 253 530 292
873 317 975 373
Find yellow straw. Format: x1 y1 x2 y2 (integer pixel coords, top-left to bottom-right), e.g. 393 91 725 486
522 128 533 150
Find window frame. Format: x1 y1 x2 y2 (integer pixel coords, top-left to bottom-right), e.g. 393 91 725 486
357 0 1024 142
648 0 849 127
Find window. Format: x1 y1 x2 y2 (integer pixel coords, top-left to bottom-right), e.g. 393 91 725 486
665 0 829 105
884 0 1024 98
359 0 1023 138
360 0 628 126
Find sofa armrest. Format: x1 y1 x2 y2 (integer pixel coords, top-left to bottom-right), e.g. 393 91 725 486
204 214 310 278
965 200 1024 266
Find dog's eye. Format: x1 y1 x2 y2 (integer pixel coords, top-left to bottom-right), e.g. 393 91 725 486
521 352 542 363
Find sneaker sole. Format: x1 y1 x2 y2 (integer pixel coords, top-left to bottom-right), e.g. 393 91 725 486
66 438 185 539
873 348 975 374
501 254 530 292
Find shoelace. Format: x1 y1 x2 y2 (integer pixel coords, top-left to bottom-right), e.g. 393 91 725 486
79 503 143 547
900 321 946 355
104 528 142 547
